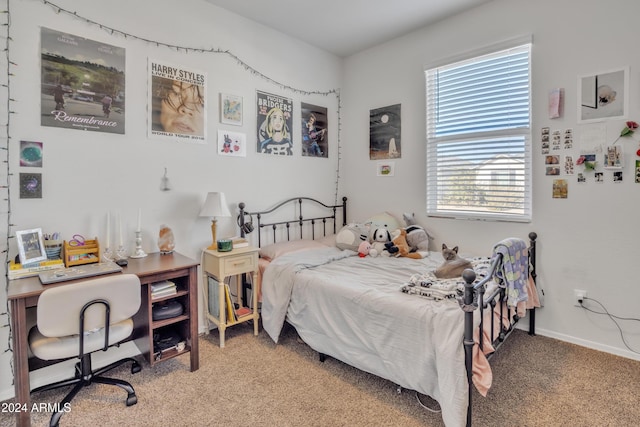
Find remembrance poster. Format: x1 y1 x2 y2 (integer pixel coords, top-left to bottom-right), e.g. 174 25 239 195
256 91 293 155
41 27 126 134
149 60 206 143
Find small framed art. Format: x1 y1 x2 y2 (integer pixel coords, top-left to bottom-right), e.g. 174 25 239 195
16 228 47 265
220 93 243 126
376 161 395 177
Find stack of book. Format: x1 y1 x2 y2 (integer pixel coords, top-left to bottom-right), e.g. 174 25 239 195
151 280 177 299
231 237 249 248
207 277 252 324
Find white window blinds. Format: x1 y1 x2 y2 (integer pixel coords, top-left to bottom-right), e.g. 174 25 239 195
425 42 532 222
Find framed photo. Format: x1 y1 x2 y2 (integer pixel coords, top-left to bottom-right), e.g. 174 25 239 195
16 228 47 266
220 93 243 126
578 67 628 123
376 161 395 177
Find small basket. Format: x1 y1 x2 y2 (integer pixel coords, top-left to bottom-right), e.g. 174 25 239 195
44 240 62 260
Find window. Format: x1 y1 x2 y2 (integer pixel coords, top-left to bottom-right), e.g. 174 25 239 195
425 40 532 222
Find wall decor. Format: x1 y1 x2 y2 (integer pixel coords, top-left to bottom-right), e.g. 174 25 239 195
595 172 604 183
40 27 125 134
635 161 640 183
19 141 43 167
301 102 328 158
613 171 623 182
578 67 628 122
149 59 206 143
376 161 395 177
552 179 568 199
220 93 243 126
16 228 47 266
604 145 623 169
370 104 401 160
19 173 42 199
256 91 293 155
217 130 247 157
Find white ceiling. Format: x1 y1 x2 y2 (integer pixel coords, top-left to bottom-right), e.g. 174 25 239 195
203 0 493 57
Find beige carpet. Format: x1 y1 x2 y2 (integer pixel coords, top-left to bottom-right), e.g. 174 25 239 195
1 323 639 427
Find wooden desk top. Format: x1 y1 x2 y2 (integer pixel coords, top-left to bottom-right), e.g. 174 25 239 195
8 252 198 301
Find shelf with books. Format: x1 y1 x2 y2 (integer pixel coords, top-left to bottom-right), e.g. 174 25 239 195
202 246 260 348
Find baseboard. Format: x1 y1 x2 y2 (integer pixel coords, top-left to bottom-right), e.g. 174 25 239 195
525 326 640 362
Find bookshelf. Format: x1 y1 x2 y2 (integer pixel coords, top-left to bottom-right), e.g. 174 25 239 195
202 246 259 347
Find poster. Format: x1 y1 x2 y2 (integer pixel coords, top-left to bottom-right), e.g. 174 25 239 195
149 60 206 143
256 91 293 155
370 104 401 160
40 27 126 134
301 103 328 158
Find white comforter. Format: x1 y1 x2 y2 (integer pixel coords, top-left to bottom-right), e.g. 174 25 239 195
261 247 478 427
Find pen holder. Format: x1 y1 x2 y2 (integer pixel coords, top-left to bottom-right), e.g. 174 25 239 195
44 240 62 260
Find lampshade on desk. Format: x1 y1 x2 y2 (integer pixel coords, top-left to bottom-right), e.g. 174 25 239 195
199 192 231 250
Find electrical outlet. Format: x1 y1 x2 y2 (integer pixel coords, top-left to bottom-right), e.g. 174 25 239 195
573 289 587 307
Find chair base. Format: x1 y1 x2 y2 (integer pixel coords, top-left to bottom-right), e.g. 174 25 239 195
31 354 141 427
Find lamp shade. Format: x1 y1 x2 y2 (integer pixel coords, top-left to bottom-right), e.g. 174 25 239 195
199 192 232 218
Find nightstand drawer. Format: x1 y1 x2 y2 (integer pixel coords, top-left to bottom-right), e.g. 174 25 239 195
223 253 257 275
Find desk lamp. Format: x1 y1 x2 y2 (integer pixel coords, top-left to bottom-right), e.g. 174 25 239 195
199 192 231 250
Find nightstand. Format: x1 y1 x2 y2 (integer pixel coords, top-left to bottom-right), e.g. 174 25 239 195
202 246 259 347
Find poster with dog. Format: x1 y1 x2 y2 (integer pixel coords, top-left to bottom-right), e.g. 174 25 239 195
579 68 627 122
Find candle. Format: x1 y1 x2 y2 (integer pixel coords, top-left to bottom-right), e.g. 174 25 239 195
118 211 123 246
137 208 141 232
106 211 110 248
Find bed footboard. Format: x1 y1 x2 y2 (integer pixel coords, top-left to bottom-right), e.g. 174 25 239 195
461 231 537 426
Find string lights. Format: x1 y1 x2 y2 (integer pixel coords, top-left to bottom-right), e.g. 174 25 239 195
1 0 345 379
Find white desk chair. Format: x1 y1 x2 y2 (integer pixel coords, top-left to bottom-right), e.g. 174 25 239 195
29 273 142 427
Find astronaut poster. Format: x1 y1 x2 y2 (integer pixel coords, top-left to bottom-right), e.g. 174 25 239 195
256 91 293 155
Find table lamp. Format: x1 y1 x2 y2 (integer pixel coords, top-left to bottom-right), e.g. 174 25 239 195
199 192 232 250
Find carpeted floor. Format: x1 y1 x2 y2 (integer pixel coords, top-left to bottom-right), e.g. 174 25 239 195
1 323 639 427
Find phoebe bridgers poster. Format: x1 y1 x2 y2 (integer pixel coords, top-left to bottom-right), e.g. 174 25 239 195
256 91 293 155
40 27 126 134
148 60 207 143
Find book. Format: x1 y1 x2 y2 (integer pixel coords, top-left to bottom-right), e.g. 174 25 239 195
230 237 249 248
224 283 237 324
152 287 177 299
235 306 252 318
151 280 177 299
207 277 221 320
151 280 176 292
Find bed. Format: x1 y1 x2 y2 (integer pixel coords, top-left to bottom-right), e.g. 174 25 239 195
237 196 539 427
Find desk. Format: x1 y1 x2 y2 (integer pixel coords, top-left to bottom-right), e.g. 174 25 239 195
8 252 199 427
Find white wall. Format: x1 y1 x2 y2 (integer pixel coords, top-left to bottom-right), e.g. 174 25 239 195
0 0 342 400
4 0 640 403
342 0 640 359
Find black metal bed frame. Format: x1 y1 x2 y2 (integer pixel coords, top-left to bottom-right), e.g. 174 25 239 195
237 197 537 427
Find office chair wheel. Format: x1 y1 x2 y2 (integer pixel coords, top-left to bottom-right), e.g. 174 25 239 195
126 393 138 406
131 360 141 374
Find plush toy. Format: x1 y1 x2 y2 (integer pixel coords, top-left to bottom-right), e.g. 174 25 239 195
357 241 371 258
368 227 391 257
402 212 432 254
336 223 370 252
383 229 423 259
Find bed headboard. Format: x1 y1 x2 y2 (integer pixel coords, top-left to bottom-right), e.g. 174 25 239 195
237 197 347 248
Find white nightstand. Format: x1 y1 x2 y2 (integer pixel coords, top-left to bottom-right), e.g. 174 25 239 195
202 246 259 347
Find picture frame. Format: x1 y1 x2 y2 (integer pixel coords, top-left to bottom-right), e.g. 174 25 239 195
220 93 243 126
578 67 628 123
16 228 48 266
376 161 395 177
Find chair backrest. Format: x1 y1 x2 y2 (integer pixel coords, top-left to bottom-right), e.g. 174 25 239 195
36 273 141 338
